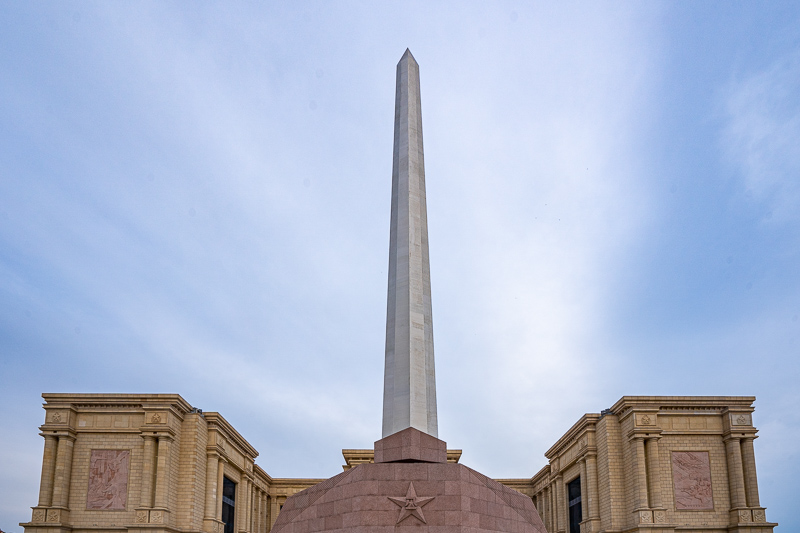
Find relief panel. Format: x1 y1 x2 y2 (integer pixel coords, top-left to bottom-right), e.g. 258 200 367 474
731 413 752 426
86 449 130 510
637 413 656 426
672 451 713 510
48 411 67 424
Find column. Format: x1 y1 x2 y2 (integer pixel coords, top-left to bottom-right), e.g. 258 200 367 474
741 437 761 508
262 492 269 533
579 459 588 521
139 435 157 508
216 458 226 521
205 454 219 520
257 489 264 533
548 484 555 533
725 437 747 509
154 435 173 509
237 477 249 532
252 488 258 533
632 437 649 509
269 494 279 530
37 435 58 507
263 491 269 533
540 488 548 532
250 482 261 533
555 474 565 532
246 479 253 532
51 435 75 508
585 453 601 520
645 437 663 508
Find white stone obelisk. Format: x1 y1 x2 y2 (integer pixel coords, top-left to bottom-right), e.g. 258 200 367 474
382 49 438 438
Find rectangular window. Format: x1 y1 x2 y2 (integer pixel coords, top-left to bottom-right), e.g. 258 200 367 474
222 477 236 533
567 477 582 533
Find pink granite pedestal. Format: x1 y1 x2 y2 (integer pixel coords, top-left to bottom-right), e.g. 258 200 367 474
271 429 546 533
374 426 448 464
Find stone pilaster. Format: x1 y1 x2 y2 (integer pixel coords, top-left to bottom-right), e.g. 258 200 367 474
50 434 75 509
246 479 253 532
37 434 58 507
204 452 224 532
725 436 747 510
216 458 226 522
543 485 550 532
254 488 262 533
631 436 649 512
585 453 599 517
139 435 157 508
262 491 269 533
645 437 663 508
584 453 601 532
579 459 588 522
151 434 173 525
555 474 565 533
741 437 760 508
237 476 250 533
269 492 279 530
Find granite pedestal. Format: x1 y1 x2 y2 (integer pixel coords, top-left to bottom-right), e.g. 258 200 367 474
271 428 546 533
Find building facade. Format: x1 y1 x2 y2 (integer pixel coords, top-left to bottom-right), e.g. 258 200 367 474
521 397 775 533
21 394 776 533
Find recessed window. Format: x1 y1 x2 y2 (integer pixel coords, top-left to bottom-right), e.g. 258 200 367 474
567 477 582 533
222 477 236 533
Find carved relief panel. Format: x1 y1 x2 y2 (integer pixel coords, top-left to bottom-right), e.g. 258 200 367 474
86 449 130 510
671 451 713 510
731 413 752 426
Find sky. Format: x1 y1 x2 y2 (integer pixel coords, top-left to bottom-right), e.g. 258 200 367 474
1 2 799 531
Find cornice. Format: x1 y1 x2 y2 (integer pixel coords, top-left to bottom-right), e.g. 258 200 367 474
608 396 755 416
204 412 259 459
545 413 600 459
42 393 194 414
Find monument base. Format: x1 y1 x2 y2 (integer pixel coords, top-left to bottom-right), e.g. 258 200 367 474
271 428 546 533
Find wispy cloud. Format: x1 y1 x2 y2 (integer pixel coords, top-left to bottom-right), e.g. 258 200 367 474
722 50 800 222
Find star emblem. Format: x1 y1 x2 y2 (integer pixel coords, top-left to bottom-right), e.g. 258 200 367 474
388 482 435 524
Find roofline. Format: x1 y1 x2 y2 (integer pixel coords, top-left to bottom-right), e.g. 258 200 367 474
42 393 194 413
204 412 259 458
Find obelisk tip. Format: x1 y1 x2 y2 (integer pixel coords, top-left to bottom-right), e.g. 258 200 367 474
399 48 417 64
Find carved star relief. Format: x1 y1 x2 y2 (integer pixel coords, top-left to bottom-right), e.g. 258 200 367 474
388 482 435 524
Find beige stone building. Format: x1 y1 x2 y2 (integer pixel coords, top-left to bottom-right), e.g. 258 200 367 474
520 397 775 533
21 393 775 533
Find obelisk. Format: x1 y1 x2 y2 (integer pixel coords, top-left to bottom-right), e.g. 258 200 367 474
270 52 548 533
382 49 438 439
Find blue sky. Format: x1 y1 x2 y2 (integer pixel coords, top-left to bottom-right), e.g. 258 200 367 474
1 2 798 531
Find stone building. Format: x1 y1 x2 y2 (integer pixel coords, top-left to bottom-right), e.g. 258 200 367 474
522 396 775 533
20 393 775 533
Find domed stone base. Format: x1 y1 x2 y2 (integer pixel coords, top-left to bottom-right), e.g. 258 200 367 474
272 430 546 533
